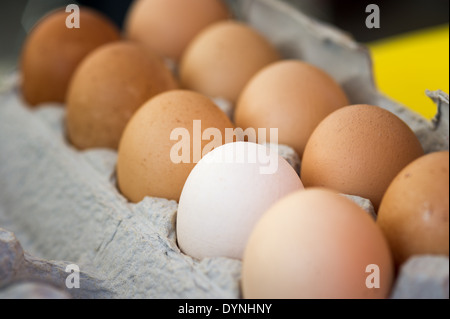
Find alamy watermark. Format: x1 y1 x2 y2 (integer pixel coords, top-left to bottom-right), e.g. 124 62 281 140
365 264 381 289
170 121 279 175
366 4 381 29
65 264 80 289
65 4 80 29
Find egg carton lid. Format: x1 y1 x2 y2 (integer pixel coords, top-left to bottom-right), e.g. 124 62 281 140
0 0 448 299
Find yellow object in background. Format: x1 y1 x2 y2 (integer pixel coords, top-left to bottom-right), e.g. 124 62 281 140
369 24 449 120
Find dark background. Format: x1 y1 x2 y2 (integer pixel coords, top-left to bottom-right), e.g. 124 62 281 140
0 0 449 76
324 0 449 42
75 0 450 42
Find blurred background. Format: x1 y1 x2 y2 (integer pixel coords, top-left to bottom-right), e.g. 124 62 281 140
0 0 448 117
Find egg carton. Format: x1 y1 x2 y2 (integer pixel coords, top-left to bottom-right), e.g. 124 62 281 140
0 0 449 299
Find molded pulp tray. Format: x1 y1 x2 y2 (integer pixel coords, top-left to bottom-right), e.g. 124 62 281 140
0 0 449 299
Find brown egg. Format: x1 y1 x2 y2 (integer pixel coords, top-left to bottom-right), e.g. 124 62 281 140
124 0 230 62
66 41 178 150
377 151 449 267
20 7 120 106
242 188 394 299
117 90 235 203
179 21 280 104
301 105 425 210
234 60 349 157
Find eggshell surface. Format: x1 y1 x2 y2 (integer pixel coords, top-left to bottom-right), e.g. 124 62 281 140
66 41 178 150
234 60 349 157
176 142 304 260
20 8 121 106
301 104 425 210
242 188 394 299
117 90 235 203
377 151 449 267
125 0 230 62
179 21 280 103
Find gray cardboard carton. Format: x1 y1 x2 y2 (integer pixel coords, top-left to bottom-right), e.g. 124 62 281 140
0 0 448 299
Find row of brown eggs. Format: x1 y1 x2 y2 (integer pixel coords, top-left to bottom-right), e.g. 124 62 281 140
18 0 448 299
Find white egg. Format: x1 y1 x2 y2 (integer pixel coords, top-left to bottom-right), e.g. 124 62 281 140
176 142 304 260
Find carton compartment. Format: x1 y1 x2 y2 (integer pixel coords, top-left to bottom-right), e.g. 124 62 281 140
0 0 448 298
